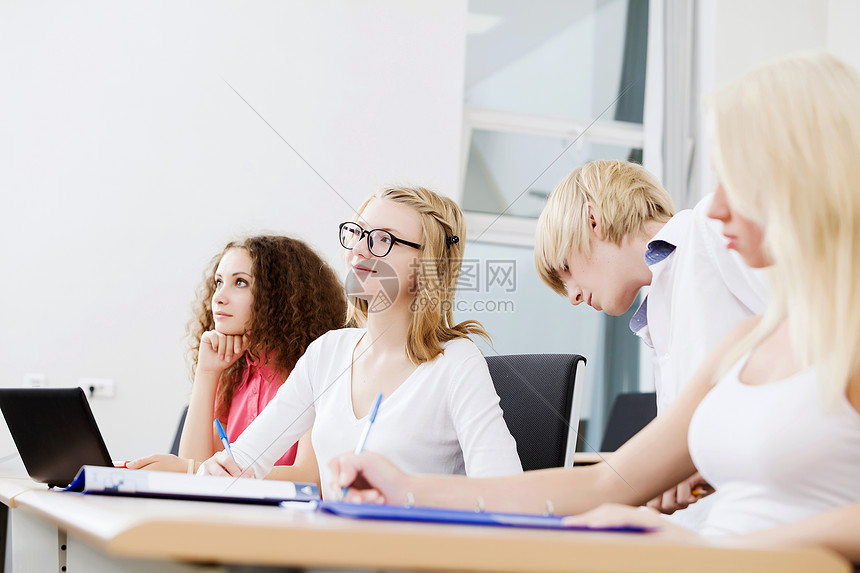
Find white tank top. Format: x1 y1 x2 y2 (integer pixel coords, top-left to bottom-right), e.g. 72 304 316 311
688 353 860 536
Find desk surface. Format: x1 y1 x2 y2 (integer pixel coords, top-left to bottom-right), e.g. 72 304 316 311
0 475 45 507
7 486 851 573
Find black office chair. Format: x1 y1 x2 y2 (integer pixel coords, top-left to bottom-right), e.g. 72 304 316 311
599 392 657 452
169 405 189 456
485 354 586 471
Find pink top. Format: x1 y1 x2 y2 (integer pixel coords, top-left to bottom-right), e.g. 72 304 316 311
223 356 297 466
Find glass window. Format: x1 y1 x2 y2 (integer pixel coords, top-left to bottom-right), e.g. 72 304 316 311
466 0 636 122
461 0 649 449
463 128 642 219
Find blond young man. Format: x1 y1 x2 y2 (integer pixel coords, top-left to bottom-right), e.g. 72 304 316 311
534 160 767 522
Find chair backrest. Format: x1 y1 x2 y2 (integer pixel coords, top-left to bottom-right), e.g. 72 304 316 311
599 392 657 452
485 354 586 471
169 405 189 456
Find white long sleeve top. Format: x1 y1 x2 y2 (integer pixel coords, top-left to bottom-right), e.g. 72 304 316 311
228 328 522 499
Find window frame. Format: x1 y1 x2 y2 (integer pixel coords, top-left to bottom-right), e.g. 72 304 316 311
459 104 645 247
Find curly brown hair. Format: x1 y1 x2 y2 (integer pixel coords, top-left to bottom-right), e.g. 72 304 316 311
188 235 347 421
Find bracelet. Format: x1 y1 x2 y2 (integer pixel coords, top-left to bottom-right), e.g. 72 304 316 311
187 458 195 474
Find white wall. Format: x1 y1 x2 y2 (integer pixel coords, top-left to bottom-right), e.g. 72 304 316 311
0 0 466 461
710 0 859 105
713 0 828 87
694 0 859 200
826 0 860 73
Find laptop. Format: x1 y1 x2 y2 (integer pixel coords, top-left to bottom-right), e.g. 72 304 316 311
0 387 114 487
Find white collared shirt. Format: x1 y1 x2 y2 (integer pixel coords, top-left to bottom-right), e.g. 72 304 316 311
631 194 768 413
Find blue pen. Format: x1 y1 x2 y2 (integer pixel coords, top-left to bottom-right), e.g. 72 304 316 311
342 392 383 499
215 419 236 462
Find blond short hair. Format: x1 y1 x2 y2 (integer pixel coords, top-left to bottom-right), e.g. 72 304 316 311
347 185 488 364
534 160 675 296
709 52 860 403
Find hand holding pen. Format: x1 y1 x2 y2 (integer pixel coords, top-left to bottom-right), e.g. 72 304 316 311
342 392 383 499
197 419 255 478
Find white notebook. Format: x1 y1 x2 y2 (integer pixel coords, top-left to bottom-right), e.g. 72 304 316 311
64 466 319 504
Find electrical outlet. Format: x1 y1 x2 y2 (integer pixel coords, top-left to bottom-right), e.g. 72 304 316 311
24 373 47 387
79 378 115 399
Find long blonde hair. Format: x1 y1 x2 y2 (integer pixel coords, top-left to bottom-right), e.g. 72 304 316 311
346 185 488 364
709 52 860 403
534 160 675 296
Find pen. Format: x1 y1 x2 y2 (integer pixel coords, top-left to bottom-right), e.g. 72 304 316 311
215 419 236 462
342 392 383 499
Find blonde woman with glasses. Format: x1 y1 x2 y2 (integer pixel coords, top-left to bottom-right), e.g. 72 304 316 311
330 52 860 565
198 186 522 498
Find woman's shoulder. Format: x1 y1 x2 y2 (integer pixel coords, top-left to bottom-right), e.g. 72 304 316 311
308 327 365 348
730 315 764 338
286 328 364 382
436 336 486 364
297 327 364 364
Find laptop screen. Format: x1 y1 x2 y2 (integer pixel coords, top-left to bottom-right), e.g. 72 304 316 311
0 387 113 487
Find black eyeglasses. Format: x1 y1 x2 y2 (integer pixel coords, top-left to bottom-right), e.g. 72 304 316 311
339 222 422 258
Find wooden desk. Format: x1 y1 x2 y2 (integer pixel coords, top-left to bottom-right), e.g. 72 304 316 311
7 487 852 573
0 476 43 507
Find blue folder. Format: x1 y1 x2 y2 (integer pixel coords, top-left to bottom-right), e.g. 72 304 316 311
313 501 653 533
66 466 320 504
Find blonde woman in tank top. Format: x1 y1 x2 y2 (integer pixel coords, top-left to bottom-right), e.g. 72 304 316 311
329 52 860 566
